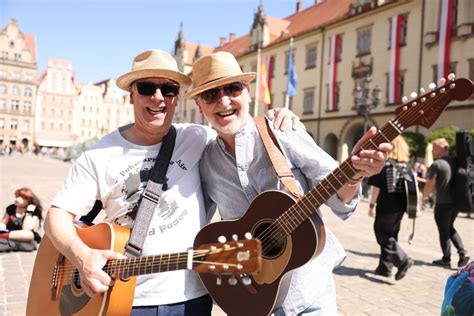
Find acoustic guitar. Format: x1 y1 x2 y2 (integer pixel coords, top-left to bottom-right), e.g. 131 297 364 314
194 75 474 316
26 222 261 315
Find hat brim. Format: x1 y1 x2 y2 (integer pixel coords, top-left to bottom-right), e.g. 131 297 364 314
186 73 256 99
116 69 192 92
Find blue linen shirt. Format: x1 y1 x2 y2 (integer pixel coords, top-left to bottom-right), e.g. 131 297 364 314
200 116 360 315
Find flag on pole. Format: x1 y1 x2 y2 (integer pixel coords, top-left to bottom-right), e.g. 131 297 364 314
259 57 271 105
287 40 297 97
438 0 452 80
388 14 402 104
267 56 274 109
328 34 340 111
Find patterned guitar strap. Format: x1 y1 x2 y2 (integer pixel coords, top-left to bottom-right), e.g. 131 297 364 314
254 116 302 200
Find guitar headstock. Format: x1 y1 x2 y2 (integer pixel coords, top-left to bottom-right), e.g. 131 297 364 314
394 74 473 130
193 239 262 275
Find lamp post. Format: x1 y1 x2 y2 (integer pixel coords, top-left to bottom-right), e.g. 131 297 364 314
352 75 382 133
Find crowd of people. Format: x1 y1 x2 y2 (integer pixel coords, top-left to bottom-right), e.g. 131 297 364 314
0 49 471 315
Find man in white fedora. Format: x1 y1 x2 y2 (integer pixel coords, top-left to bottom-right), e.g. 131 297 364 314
43 49 299 315
188 51 394 315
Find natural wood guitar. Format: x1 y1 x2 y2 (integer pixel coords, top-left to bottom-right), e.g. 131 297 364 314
26 222 261 315
194 76 474 316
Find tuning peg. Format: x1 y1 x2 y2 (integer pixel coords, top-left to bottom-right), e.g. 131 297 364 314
242 276 252 285
428 82 436 90
223 244 231 250
402 96 408 103
232 234 238 241
218 235 227 244
236 264 243 270
410 92 418 99
228 275 238 286
208 265 216 272
437 77 446 86
447 73 455 80
244 232 253 240
216 275 222 285
210 246 217 252
222 264 229 271
419 87 426 94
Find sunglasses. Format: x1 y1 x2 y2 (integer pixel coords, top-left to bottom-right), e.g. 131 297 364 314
135 81 180 97
199 82 245 104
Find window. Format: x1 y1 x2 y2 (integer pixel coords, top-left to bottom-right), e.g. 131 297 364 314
0 70 5 79
12 86 20 95
0 118 4 129
0 98 6 110
11 119 18 130
22 120 29 132
12 72 20 81
432 63 457 82
303 88 315 114
11 100 19 111
357 27 372 56
24 87 33 97
385 72 405 104
269 56 275 78
0 85 7 94
305 44 317 69
24 101 32 112
389 15 408 47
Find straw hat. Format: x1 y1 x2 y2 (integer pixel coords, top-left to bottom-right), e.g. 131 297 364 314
186 51 256 99
116 49 192 91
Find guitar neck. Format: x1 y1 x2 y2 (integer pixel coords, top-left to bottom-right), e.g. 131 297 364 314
277 121 401 234
104 251 196 277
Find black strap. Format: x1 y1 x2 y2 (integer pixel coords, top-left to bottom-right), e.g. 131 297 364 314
125 125 177 256
79 200 103 225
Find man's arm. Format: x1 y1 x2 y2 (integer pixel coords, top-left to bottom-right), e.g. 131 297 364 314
336 127 392 203
422 178 436 206
44 207 123 297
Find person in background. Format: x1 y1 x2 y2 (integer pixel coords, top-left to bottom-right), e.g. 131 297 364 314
0 187 43 252
188 51 394 315
367 135 414 280
423 138 469 268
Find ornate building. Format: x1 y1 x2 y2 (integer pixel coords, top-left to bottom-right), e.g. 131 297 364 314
0 19 37 151
175 0 474 161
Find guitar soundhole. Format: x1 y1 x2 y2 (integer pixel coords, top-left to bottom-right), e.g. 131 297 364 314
253 219 286 259
73 270 82 289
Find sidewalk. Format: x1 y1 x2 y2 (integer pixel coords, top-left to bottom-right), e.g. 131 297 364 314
1 155 472 315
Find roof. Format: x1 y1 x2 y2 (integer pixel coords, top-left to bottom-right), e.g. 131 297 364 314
184 42 214 65
23 33 37 60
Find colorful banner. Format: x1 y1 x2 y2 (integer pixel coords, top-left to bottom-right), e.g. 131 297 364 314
259 57 272 106
287 44 297 97
437 0 452 80
388 14 402 104
328 34 339 111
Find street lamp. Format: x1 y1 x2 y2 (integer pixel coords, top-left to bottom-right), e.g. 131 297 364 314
352 75 382 133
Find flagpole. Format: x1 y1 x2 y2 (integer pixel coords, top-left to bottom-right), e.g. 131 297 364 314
285 37 294 108
254 44 261 117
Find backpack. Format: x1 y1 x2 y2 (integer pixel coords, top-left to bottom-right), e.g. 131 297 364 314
452 131 474 213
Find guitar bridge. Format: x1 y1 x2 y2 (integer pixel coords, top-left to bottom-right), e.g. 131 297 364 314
50 254 65 300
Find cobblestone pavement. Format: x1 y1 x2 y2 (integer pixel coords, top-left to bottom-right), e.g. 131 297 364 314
0 154 472 315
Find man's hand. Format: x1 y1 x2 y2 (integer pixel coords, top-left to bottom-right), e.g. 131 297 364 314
75 247 125 297
350 126 393 179
266 107 306 131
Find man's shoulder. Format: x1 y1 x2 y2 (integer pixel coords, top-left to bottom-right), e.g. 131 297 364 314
175 123 216 145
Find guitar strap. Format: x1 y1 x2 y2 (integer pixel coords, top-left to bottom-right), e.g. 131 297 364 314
125 125 177 257
254 116 302 199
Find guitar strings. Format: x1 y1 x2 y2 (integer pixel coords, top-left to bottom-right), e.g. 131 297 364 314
253 83 453 256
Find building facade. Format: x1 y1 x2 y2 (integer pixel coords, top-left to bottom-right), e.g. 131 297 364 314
175 0 474 161
0 19 37 152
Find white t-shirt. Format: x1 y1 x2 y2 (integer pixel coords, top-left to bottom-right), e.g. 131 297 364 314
52 123 215 306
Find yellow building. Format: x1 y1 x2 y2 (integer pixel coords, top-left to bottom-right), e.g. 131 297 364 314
176 0 474 161
0 19 37 152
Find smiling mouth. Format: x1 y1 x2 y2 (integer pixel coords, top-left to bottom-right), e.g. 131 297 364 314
146 106 166 114
217 109 236 117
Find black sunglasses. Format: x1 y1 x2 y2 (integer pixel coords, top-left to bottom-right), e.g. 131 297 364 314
135 82 180 97
199 82 245 104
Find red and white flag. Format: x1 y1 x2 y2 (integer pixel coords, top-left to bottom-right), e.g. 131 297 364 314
438 0 452 80
328 34 339 112
388 14 402 104
266 56 274 110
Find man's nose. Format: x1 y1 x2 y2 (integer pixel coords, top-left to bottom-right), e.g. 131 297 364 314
151 88 164 101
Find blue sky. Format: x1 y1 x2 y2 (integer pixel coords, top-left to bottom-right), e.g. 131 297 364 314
1 0 314 84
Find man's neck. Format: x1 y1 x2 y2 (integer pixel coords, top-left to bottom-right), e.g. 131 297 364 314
121 124 167 146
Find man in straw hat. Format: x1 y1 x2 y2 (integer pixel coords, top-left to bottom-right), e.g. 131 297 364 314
423 138 469 268
188 51 394 315
44 49 298 315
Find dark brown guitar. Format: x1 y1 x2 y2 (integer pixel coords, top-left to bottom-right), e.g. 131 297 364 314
194 75 474 316
27 222 261 315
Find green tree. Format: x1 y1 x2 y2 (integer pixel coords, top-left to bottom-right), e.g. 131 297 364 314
402 131 426 158
426 126 459 155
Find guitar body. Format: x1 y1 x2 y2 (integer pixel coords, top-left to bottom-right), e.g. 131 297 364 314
404 176 419 219
195 190 326 316
27 222 136 316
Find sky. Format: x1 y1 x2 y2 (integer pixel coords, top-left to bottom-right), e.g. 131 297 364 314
1 0 315 84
